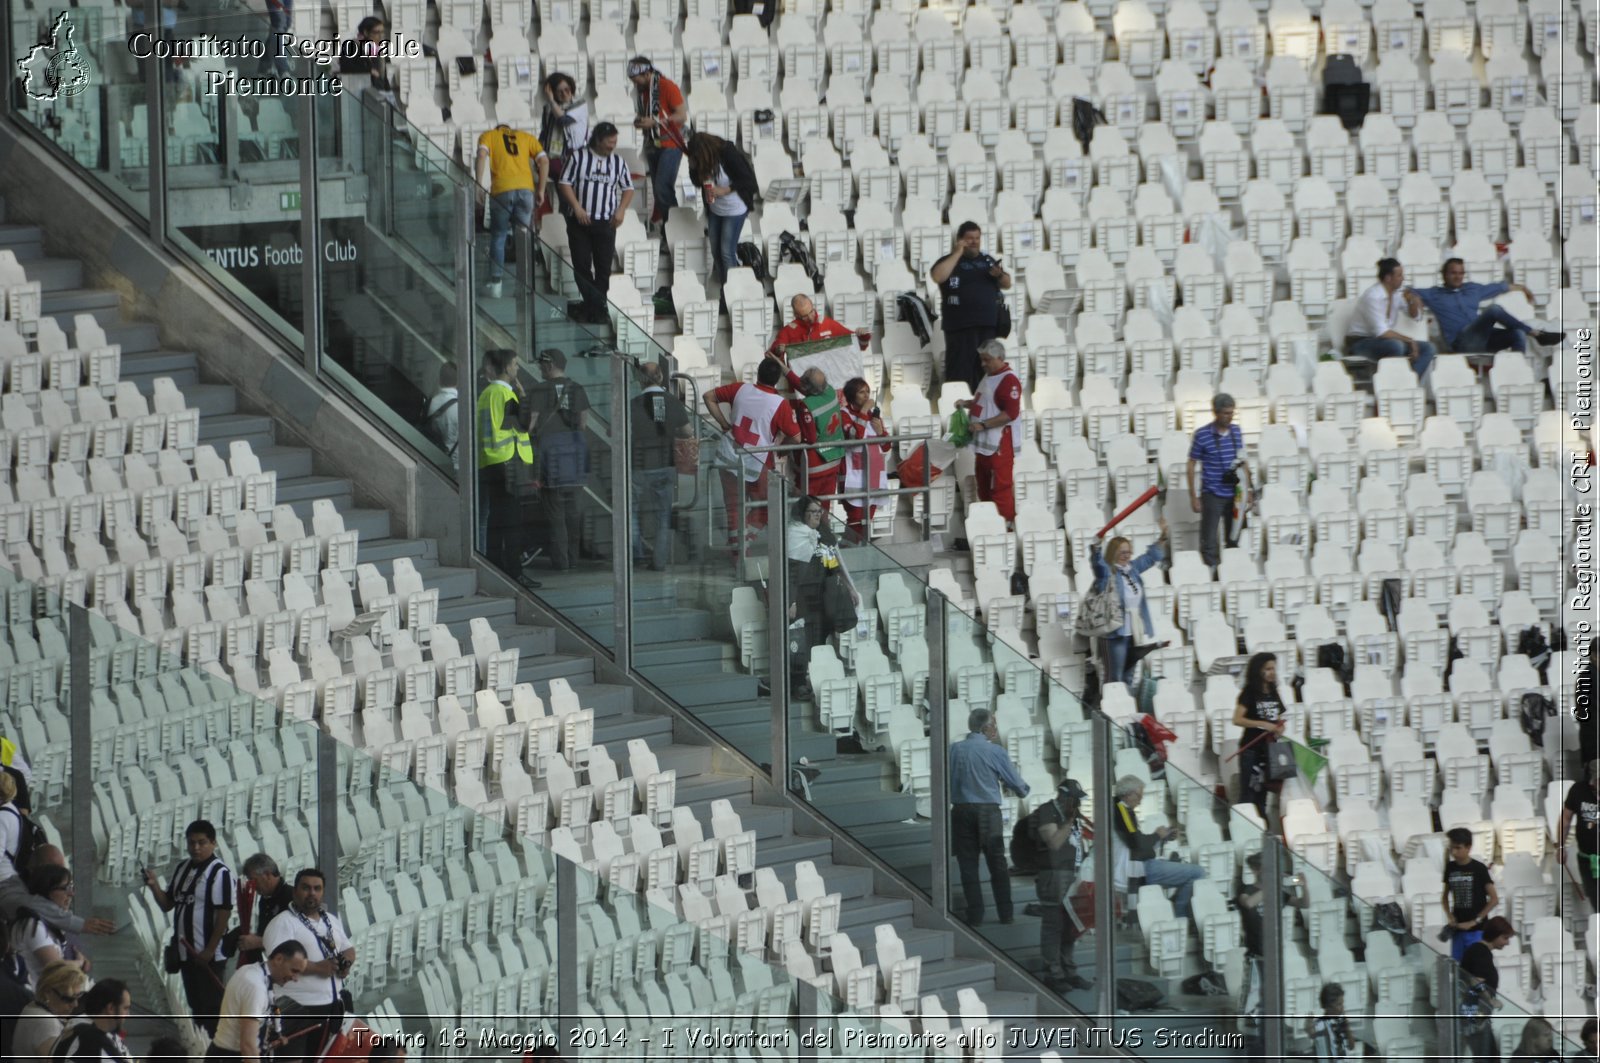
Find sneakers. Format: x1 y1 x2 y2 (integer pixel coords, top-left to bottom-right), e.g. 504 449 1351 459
1534 329 1567 346
483 280 503 299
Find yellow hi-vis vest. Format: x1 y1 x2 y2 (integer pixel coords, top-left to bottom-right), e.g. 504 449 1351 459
477 380 534 469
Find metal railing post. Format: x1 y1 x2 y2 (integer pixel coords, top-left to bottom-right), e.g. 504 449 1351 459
381 99 396 236
515 224 534 355
767 477 789 784
1261 835 1288 1062
143 0 166 240
1438 953 1462 1062
927 590 948 912
611 355 632 673
453 182 478 563
315 731 339 901
298 94 322 375
67 605 94 913
555 857 578 1021
1092 713 1116 1022
796 981 820 1063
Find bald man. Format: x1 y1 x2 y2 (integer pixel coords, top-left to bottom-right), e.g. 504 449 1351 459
766 351 847 510
766 295 852 359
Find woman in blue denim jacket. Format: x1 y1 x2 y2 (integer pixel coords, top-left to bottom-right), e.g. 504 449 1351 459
1089 519 1168 686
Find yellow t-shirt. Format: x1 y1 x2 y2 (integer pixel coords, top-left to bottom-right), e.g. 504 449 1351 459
477 128 546 195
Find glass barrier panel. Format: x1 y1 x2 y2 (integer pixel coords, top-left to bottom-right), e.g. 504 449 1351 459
1104 752 1260 1053
159 5 311 347
317 90 460 469
8 2 149 218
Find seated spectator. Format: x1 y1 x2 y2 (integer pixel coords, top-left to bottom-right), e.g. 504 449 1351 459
1345 258 1435 377
337 17 393 97
11 960 86 1063
1412 259 1565 356
1111 775 1205 918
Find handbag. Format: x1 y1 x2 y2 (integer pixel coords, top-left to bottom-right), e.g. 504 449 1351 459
1075 582 1125 637
822 572 858 634
163 937 181 973
1265 740 1298 781
994 302 1013 339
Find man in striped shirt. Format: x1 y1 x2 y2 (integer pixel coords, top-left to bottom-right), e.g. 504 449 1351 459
143 820 235 1036
557 122 634 324
1186 393 1251 570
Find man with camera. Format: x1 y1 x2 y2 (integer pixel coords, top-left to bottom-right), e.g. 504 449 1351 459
1035 779 1092 992
1186 393 1251 571
261 870 354 1063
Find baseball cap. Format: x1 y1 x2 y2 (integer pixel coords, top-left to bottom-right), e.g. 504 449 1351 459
1058 778 1087 803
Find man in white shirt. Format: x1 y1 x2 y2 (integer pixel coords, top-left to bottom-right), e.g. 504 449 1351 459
420 364 459 456
1345 257 1435 376
261 870 354 1063
208 941 308 1063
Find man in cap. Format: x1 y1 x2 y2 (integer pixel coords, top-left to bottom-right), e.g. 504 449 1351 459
628 57 688 225
1035 779 1092 992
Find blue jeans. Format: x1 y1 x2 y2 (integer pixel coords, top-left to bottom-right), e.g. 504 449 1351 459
1103 634 1136 686
1349 335 1435 377
1141 857 1206 918
488 189 535 283
652 146 682 217
706 210 746 283
263 10 291 74
1450 926 1483 963
1452 305 1531 354
631 465 677 568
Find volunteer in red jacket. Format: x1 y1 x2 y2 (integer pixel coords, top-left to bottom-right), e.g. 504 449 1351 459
956 340 1023 523
839 378 890 543
704 357 801 553
769 351 847 513
766 294 852 358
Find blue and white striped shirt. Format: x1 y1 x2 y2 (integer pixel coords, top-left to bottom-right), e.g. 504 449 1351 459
1188 421 1243 499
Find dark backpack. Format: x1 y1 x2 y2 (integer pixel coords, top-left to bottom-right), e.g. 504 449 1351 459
1116 978 1166 1011
1316 642 1353 689
736 241 769 283
1 805 45 888
1519 691 1556 747
1070 96 1109 153
895 291 937 347
1008 799 1061 875
1516 626 1551 680
421 395 457 451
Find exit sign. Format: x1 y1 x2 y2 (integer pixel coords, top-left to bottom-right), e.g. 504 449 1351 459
280 191 301 211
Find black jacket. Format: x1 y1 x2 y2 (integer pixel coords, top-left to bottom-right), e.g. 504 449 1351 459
690 141 760 208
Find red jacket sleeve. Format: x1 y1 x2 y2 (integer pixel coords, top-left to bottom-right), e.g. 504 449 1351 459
772 401 801 440
711 382 741 406
996 374 1022 421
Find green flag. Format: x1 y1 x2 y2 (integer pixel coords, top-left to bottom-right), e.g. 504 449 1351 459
1292 737 1329 786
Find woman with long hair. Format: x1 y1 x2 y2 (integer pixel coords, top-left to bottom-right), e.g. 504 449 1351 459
685 131 758 284
838 378 889 543
1232 651 1288 821
1510 1016 1560 1063
537 72 589 222
1087 522 1168 686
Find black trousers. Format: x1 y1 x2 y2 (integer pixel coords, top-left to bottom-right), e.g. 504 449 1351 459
179 957 227 1036
952 803 1012 924
541 484 585 569
1035 867 1082 975
943 326 996 392
278 1001 345 1063
565 216 618 313
478 468 525 574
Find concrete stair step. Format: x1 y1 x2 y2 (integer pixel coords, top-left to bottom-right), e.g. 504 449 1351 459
416 565 477 601
631 640 727 668
181 384 235 418
103 323 162 355
436 595 516 627
768 858 873 902
675 771 752 807
591 712 671 747
356 537 437 569
810 790 920 827
40 287 121 322
515 652 598 687
253 445 314 481
627 608 714 643
121 349 198 380
648 744 714 778
0 223 43 258
750 833 832 868
660 672 762 708
21 257 83 291
197 413 275 450
277 475 353 507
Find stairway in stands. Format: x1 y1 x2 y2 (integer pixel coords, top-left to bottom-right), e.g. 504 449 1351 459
0 197 1038 1022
